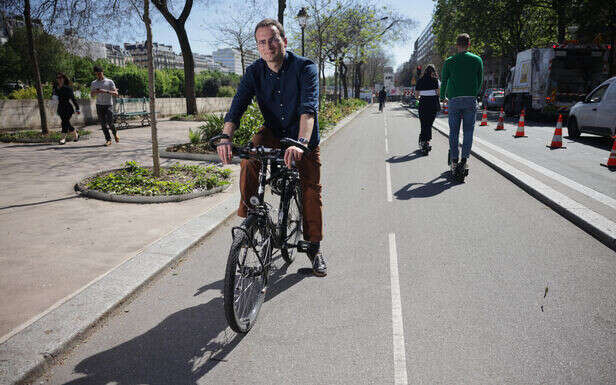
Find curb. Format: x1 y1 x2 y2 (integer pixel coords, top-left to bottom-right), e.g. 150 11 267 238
407 108 616 251
0 103 371 385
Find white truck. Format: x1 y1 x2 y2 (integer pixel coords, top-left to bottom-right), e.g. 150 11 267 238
503 46 610 118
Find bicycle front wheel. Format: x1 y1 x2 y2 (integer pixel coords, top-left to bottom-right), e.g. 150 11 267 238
280 185 303 264
223 218 272 333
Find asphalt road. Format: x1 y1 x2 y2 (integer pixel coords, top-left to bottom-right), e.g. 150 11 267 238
37 104 616 384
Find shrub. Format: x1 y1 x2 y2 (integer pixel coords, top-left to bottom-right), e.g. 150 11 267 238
217 85 235 97
188 128 201 144
8 84 53 99
202 77 221 97
197 113 224 144
234 100 263 146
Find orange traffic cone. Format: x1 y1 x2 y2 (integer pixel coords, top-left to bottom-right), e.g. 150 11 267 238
443 102 448 115
480 107 488 126
513 109 527 138
547 115 566 149
600 136 616 170
495 108 505 131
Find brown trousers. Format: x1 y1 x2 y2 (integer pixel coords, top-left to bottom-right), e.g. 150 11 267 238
238 127 323 242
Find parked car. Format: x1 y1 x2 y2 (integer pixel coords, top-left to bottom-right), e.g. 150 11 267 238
568 76 616 138
482 89 505 110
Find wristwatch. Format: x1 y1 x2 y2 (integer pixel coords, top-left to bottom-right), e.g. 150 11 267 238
298 137 309 145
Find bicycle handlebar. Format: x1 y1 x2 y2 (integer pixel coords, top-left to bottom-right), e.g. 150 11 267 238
209 134 309 160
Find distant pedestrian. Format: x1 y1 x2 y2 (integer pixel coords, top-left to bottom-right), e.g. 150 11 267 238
378 86 387 112
90 66 119 146
440 33 483 177
415 64 440 150
53 72 80 144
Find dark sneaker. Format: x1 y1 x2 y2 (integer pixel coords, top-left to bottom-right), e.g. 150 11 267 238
309 251 327 277
459 158 469 175
450 159 458 173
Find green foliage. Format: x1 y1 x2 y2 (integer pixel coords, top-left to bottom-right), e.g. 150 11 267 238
0 27 71 88
201 77 221 97
114 66 148 98
217 85 235 97
86 161 231 196
234 101 264 146
188 128 201 144
197 114 225 144
0 129 91 143
432 0 559 66
319 98 366 130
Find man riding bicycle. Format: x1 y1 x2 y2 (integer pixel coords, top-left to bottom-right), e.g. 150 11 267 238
217 18 326 277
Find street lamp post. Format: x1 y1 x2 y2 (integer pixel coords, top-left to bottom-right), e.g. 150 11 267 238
297 7 308 56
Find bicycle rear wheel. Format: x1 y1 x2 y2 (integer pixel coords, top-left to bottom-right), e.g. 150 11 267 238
280 185 303 264
223 218 272 333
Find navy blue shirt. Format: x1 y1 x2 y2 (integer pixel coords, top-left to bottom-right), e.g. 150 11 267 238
224 51 320 148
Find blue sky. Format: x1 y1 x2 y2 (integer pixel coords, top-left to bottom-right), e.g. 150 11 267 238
121 0 435 71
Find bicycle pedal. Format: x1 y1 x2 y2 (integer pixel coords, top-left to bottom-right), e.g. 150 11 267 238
296 241 310 253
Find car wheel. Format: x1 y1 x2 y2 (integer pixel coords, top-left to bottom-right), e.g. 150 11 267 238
568 116 581 139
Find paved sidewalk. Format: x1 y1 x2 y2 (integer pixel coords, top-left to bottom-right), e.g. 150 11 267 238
0 120 239 339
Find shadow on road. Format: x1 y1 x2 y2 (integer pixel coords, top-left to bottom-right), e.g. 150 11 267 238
0 195 78 211
394 171 459 200
565 135 613 151
36 144 106 151
387 150 426 164
62 259 310 385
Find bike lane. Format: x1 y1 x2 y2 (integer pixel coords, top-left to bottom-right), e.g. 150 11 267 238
385 104 616 383
38 104 399 384
34 103 616 384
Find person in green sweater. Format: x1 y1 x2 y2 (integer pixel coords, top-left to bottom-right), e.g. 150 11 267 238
440 33 483 176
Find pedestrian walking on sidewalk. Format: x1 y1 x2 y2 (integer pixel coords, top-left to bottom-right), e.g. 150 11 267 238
216 18 327 277
378 86 387 112
440 33 483 176
53 72 80 144
90 66 119 146
415 64 440 149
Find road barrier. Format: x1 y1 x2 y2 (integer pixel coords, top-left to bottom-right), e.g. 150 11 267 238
480 107 488 126
495 108 505 131
601 136 616 170
514 109 527 138
547 114 566 149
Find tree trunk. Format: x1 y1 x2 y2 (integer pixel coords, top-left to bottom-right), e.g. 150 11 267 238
333 58 339 104
144 0 160 177
278 0 286 24
354 62 362 98
24 0 48 134
151 0 197 115
341 61 348 99
174 27 197 115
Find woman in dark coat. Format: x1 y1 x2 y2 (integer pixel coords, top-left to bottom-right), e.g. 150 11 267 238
414 64 440 149
53 72 80 144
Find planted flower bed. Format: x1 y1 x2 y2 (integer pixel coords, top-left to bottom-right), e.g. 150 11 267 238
0 129 91 143
75 161 232 203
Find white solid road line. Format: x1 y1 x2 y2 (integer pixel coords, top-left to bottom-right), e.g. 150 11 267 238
389 233 408 385
386 163 393 202
385 115 389 153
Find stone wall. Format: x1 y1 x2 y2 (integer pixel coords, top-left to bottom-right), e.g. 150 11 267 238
0 97 233 131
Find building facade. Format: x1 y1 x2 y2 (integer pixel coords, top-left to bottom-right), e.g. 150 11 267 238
105 44 132 67
194 53 231 73
414 20 436 67
212 48 259 75
124 42 182 70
